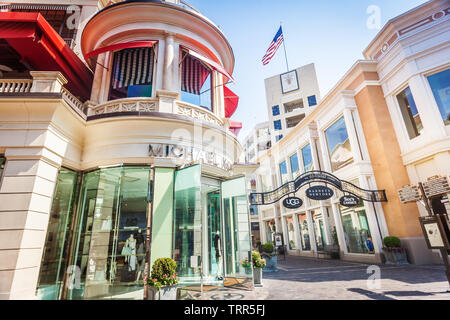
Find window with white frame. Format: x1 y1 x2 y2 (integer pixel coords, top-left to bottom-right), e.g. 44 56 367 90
289 153 300 178
301 144 313 172
427 69 450 126
324 117 354 172
279 160 289 185
396 87 423 139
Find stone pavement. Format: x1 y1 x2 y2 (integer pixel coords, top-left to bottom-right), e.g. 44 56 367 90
189 255 450 300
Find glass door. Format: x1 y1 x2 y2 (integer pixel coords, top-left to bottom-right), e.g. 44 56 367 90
172 164 202 283
221 176 253 290
66 166 151 300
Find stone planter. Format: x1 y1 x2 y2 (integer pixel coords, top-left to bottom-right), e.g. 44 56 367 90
262 254 277 272
253 267 263 286
147 285 178 300
383 248 409 265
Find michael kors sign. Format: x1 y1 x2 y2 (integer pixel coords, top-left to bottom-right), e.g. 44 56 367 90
149 143 233 171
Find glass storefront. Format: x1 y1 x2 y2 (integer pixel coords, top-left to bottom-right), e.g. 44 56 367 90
311 211 326 251
37 164 253 299
340 204 374 254
36 168 79 300
67 166 151 300
297 213 310 251
285 216 296 250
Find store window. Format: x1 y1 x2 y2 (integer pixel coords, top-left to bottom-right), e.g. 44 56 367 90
340 202 374 254
279 160 289 185
67 166 151 300
36 168 79 300
297 213 310 251
289 153 300 178
427 69 450 126
396 87 423 139
265 219 275 243
274 120 282 131
181 51 213 111
307 95 317 106
311 211 326 251
301 144 313 172
285 216 296 250
109 47 155 100
272 105 280 116
325 116 353 172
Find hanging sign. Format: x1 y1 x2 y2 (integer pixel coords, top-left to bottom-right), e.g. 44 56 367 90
306 185 334 200
282 197 303 209
398 185 420 203
419 215 449 250
422 176 450 198
339 195 360 207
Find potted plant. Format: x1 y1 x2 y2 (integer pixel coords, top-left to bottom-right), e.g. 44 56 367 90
147 257 179 300
382 236 409 265
261 243 277 272
240 258 252 275
252 251 266 286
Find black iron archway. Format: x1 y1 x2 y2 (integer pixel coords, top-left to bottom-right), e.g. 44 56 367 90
249 170 387 205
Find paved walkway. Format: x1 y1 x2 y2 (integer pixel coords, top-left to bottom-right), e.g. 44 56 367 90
190 255 450 300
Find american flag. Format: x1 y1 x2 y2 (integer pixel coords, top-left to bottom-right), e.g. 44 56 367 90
262 26 284 66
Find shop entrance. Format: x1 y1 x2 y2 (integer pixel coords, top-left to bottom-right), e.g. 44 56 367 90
65 166 151 300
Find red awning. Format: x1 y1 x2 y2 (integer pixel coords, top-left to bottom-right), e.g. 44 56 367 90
0 12 93 100
224 85 239 118
229 120 242 136
183 47 235 83
84 41 157 60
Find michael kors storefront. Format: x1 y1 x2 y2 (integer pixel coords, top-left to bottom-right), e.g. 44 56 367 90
36 162 252 300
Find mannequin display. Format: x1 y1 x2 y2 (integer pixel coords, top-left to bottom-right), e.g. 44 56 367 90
124 234 137 272
213 230 223 280
134 229 145 282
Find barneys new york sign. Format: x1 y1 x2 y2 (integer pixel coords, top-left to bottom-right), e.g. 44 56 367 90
149 144 233 171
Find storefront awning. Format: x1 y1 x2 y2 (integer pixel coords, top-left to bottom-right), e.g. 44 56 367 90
84 41 157 60
183 47 235 83
229 120 242 136
224 85 239 118
0 12 93 100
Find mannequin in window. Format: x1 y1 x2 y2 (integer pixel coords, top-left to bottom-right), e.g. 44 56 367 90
134 229 145 282
214 230 223 280
124 234 137 272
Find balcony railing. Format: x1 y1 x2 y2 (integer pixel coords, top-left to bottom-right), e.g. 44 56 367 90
91 97 159 115
0 79 33 93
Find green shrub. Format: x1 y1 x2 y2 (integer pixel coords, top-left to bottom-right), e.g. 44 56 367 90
148 258 179 290
383 236 401 248
261 243 274 253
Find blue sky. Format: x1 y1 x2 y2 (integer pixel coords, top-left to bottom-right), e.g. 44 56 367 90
187 0 429 139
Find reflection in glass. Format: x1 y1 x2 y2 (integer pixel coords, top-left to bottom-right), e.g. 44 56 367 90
289 153 300 178
279 160 289 185
396 87 423 139
37 168 79 300
297 214 310 251
301 144 313 172
173 165 202 282
311 211 326 251
285 216 296 250
207 191 222 280
325 117 353 171
340 204 374 254
427 69 450 126
67 166 150 300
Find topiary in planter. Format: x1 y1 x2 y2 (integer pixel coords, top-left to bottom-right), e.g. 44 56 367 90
383 236 401 248
148 258 179 297
261 243 274 254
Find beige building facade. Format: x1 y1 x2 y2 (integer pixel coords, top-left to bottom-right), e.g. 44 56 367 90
254 0 449 266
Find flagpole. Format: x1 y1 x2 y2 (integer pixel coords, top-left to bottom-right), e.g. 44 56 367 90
280 22 289 72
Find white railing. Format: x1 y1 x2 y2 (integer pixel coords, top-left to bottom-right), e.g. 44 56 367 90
0 79 33 93
61 87 84 112
176 101 223 126
91 97 159 115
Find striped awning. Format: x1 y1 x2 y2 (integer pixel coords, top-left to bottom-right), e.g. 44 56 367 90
112 47 154 89
181 53 210 95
